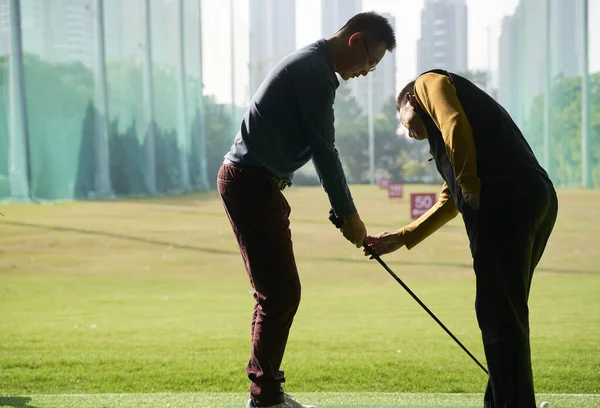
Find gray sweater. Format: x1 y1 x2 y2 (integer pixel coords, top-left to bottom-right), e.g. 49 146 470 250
224 39 356 217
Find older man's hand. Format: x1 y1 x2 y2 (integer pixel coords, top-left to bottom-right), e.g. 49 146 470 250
363 231 406 259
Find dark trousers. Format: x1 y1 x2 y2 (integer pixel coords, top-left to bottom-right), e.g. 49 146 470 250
465 175 558 408
217 163 300 407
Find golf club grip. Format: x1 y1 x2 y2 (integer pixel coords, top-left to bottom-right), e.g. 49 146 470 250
362 243 489 376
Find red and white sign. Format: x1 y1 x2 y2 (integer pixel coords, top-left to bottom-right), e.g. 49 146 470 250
387 183 404 198
377 177 390 189
410 193 437 219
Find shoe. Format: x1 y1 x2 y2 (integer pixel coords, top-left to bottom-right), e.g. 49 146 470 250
283 393 317 408
245 393 317 408
245 399 286 408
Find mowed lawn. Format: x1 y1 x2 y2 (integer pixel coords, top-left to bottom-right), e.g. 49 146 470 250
0 185 599 398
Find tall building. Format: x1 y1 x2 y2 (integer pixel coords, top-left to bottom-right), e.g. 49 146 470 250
417 0 468 75
249 0 296 97
550 0 584 79
0 0 94 66
0 0 51 58
321 1 396 115
46 0 94 66
355 13 397 115
0 0 9 55
498 14 521 124
321 0 361 38
103 0 126 61
321 0 364 111
498 0 583 129
150 0 179 71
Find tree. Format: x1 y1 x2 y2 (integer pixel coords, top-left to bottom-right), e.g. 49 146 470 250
333 84 369 183
204 97 235 189
524 72 600 188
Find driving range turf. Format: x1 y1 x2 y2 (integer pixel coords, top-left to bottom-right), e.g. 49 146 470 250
1 185 598 407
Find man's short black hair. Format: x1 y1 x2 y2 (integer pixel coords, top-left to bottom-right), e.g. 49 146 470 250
338 11 396 52
396 80 416 110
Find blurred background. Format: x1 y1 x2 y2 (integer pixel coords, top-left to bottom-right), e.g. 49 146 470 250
0 0 598 202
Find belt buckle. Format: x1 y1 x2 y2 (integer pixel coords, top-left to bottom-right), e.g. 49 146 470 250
271 176 287 191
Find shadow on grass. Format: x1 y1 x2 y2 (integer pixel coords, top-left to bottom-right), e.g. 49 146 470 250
2 220 597 276
0 397 39 408
116 191 219 206
1 220 237 256
316 254 599 275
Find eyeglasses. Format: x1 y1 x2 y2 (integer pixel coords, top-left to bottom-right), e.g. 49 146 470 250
362 38 377 73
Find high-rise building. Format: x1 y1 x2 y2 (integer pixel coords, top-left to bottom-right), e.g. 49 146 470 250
498 0 583 129
498 14 522 124
417 0 468 75
321 0 364 110
0 0 52 59
321 0 361 38
47 0 94 66
103 0 126 61
550 0 584 79
355 13 397 115
1 0 95 66
0 0 9 55
321 1 396 115
249 0 296 97
150 0 179 71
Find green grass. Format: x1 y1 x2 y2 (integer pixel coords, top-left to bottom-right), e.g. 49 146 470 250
0 185 599 400
0 392 598 408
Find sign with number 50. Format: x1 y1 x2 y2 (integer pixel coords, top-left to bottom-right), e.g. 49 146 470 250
410 193 437 219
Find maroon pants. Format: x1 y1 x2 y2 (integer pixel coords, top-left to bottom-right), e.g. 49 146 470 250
217 163 301 407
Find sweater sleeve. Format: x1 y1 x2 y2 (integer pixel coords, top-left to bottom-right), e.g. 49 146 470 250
415 72 481 193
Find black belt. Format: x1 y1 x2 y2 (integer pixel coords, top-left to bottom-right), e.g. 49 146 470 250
223 159 290 191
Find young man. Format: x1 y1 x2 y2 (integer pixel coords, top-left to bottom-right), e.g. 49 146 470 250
366 70 558 408
217 12 396 408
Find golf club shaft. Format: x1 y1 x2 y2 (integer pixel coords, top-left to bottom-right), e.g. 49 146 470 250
363 243 489 376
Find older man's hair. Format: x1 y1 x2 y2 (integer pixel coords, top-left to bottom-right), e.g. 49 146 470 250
338 11 396 52
396 80 416 110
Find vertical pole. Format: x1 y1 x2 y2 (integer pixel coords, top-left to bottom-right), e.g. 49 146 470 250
581 0 591 188
230 0 236 128
8 0 30 201
543 0 552 178
486 25 491 94
176 0 190 191
143 0 157 194
368 74 375 185
93 0 113 197
197 0 209 190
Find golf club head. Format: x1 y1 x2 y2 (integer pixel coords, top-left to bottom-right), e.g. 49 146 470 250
328 208 344 229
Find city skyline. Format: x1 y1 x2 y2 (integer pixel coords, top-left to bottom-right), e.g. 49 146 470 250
202 0 600 106
248 0 296 97
203 0 523 105
2 0 599 107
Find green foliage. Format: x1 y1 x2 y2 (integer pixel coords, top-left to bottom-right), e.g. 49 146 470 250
204 97 235 189
524 73 600 188
3 56 598 200
333 85 432 184
333 85 369 183
22 54 94 199
0 54 234 199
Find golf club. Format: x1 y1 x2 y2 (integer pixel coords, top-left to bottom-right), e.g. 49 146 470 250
328 209 489 376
